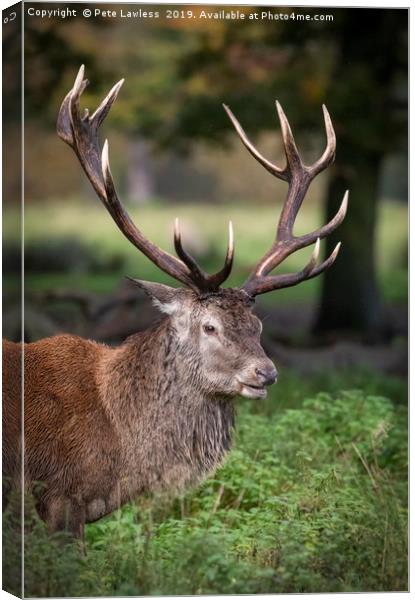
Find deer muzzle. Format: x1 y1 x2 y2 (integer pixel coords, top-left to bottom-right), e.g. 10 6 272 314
238 361 278 399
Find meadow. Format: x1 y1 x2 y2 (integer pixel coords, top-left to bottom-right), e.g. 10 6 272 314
2 198 408 596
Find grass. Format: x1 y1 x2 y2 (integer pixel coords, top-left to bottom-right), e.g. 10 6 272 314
3 198 408 302
3 370 408 596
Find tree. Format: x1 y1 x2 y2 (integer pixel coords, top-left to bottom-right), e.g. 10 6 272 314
312 10 407 335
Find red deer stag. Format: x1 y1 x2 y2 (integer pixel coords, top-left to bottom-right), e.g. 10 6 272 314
3 66 348 538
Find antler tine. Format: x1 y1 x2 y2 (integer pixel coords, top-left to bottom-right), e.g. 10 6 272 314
174 218 209 287
275 101 303 173
57 66 85 144
58 66 235 293
244 239 341 296
206 221 235 289
91 78 125 129
296 190 348 249
174 219 235 291
275 102 336 178
222 104 287 180
308 104 336 177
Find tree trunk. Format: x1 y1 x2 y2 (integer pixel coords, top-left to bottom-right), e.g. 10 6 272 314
314 148 383 336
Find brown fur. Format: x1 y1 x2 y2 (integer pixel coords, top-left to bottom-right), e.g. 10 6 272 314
3 286 276 537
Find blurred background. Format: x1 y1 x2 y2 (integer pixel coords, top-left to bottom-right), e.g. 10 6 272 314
3 4 408 377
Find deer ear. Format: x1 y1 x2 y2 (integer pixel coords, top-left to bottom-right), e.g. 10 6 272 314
127 278 180 314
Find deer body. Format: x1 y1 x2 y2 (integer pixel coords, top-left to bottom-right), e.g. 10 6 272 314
2 66 348 537
5 320 235 534
6 288 266 535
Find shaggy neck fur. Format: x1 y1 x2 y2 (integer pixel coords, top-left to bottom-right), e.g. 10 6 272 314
99 317 235 496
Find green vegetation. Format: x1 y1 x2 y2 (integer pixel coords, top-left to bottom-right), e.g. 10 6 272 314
3 198 408 303
4 372 407 596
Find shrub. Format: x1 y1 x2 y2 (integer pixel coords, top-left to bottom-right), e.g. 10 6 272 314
11 387 407 597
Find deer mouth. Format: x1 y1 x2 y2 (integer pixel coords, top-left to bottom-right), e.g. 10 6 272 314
238 381 267 399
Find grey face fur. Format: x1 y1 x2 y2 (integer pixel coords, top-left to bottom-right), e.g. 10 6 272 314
135 281 278 400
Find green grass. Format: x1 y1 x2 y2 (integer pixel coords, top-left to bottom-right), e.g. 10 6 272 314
3 198 408 302
3 371 408 596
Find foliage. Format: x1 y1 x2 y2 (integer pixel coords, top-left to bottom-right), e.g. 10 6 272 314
5 377 407 597
23 8 407 152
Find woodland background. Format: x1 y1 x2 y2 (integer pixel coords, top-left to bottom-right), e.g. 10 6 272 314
3 4 408 595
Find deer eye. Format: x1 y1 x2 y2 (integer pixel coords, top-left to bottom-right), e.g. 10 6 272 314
203 324 216 335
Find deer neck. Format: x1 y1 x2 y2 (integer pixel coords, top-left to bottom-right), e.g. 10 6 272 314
98 318 235 490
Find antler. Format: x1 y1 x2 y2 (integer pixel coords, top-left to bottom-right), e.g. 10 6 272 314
224 101 348 297
57 65 234 293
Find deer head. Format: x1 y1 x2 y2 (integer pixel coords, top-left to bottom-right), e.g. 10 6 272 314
57 66 348 400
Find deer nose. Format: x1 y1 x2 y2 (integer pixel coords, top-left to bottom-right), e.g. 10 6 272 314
255 365 278 386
